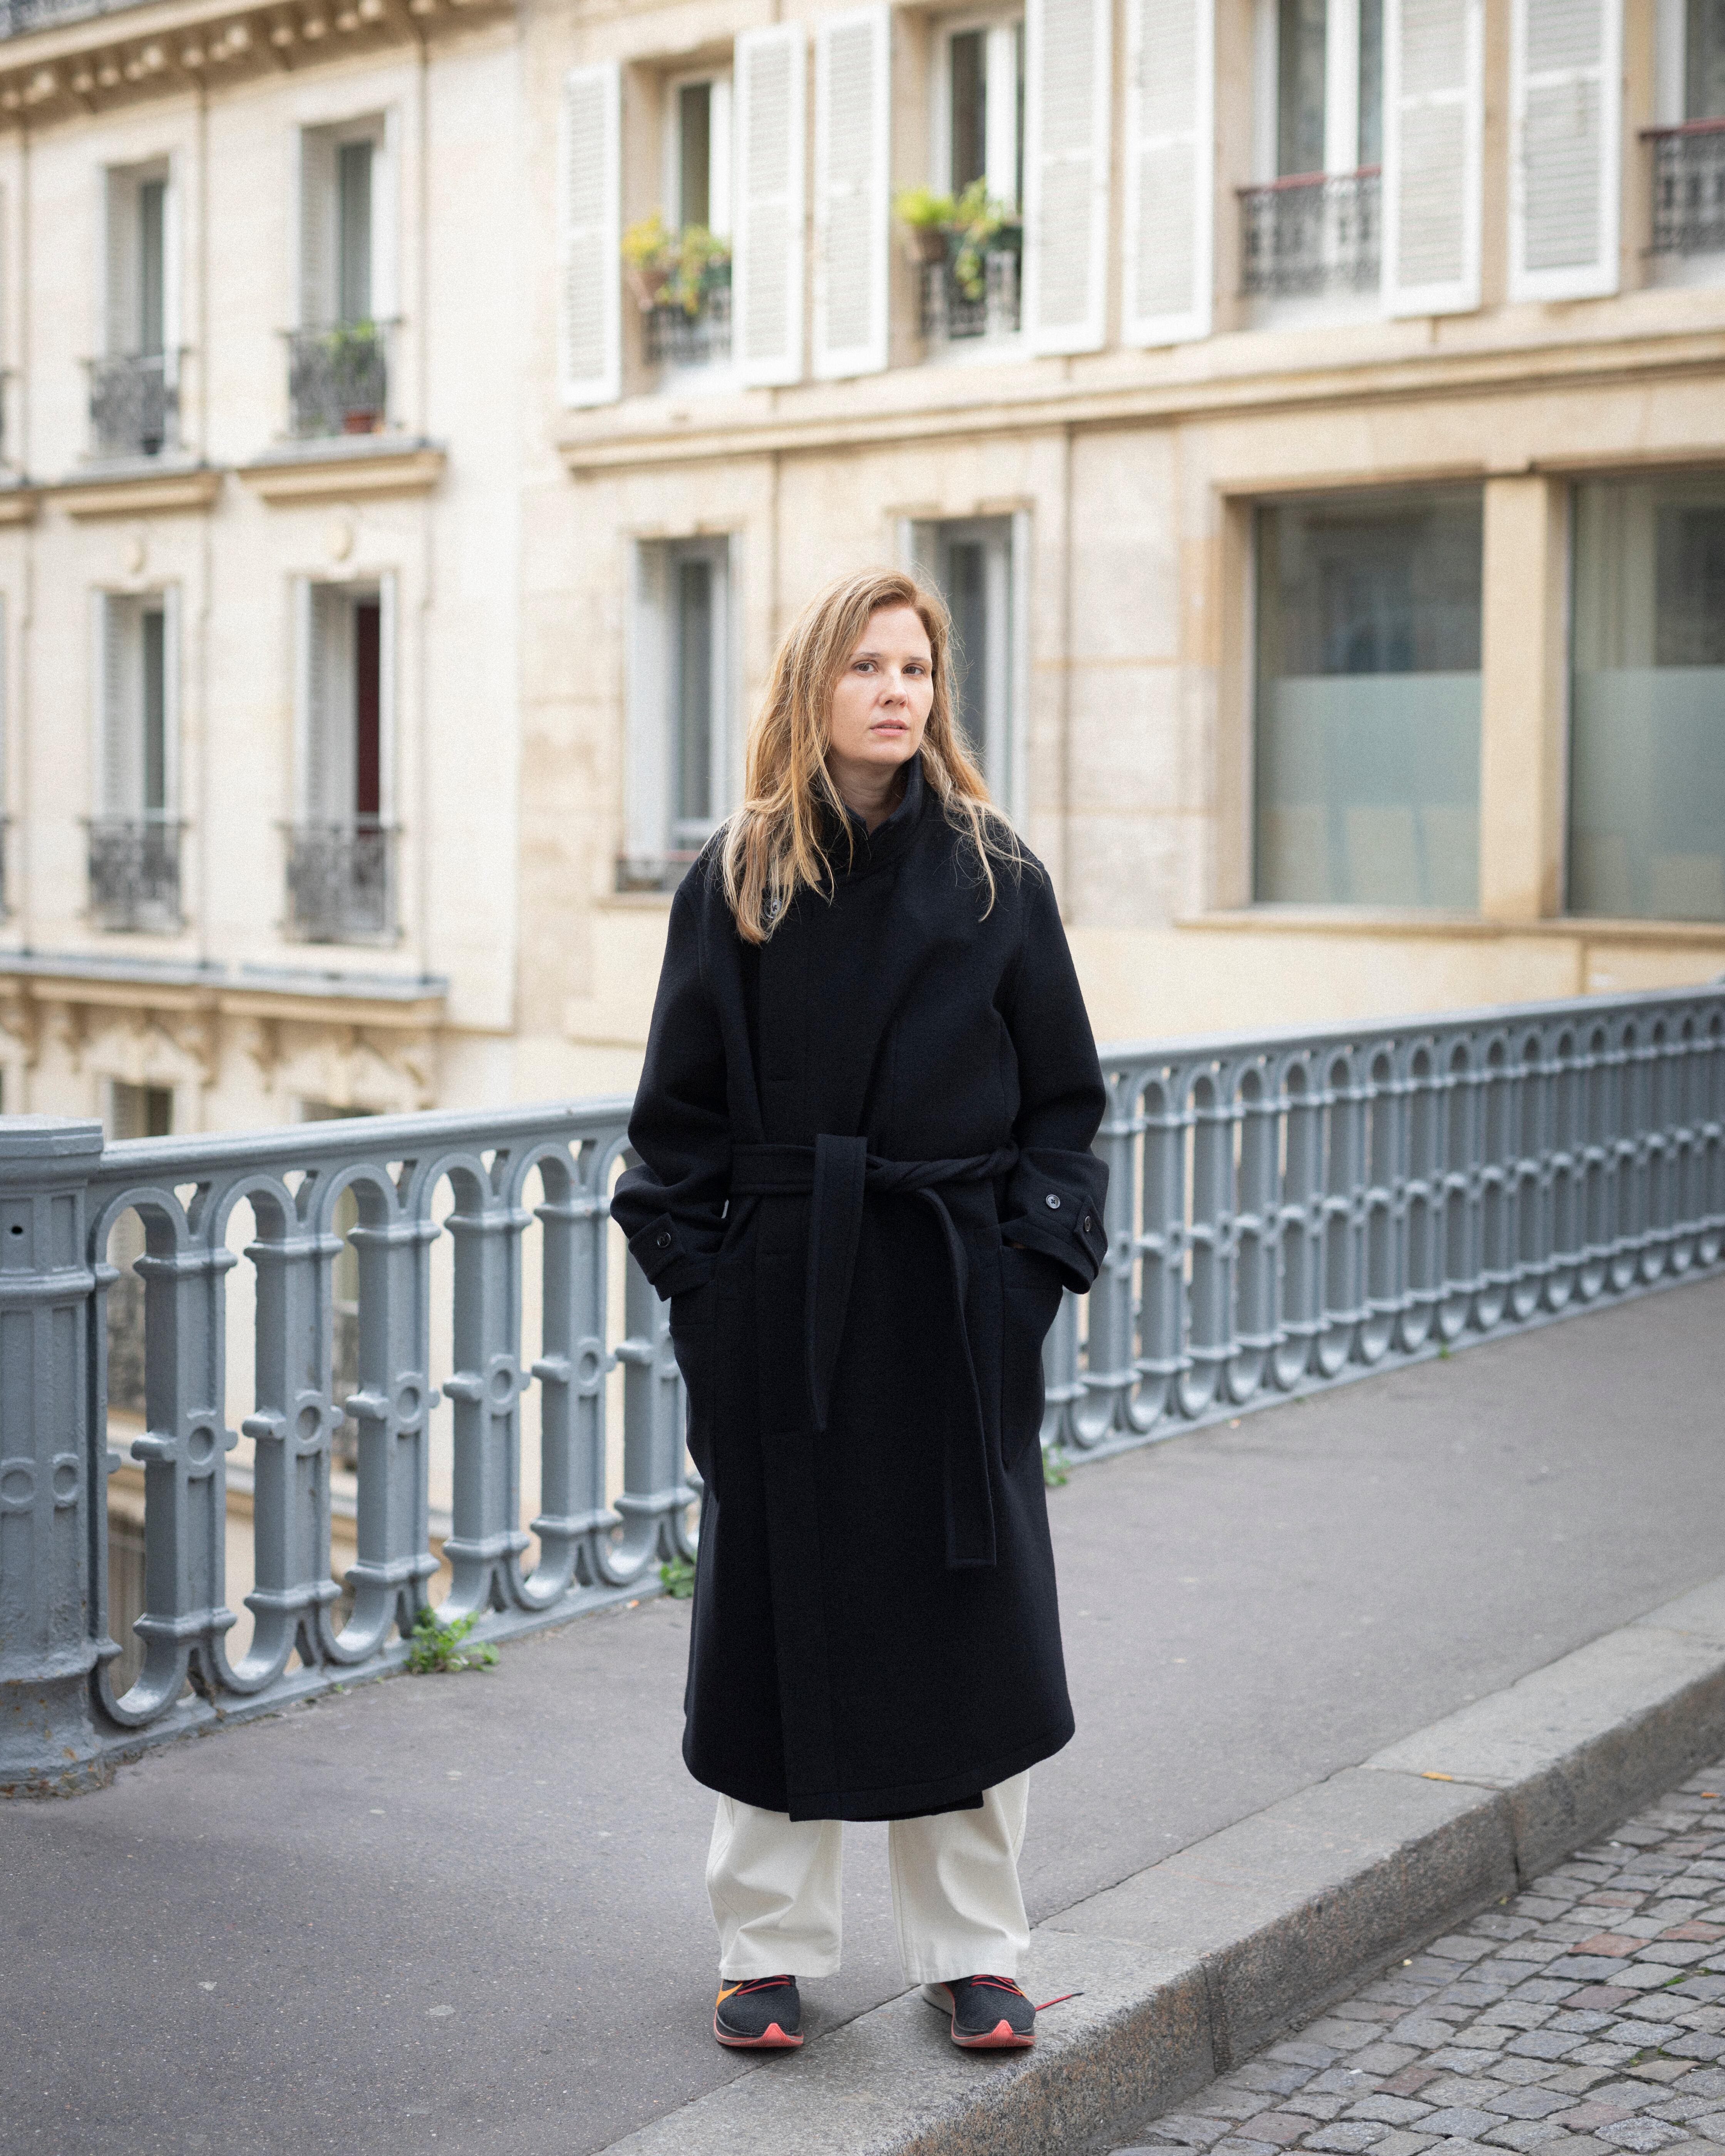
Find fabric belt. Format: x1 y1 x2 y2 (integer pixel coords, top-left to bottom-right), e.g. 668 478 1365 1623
730 1136 1018 1569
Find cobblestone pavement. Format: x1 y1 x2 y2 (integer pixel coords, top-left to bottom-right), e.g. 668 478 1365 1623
1114 1763 1725 2156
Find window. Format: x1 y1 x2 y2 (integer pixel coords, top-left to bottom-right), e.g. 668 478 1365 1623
294 122 392 435
290 581 393 941
939 18 1024 205
641 74 734 375
91 591 180 931
1268 0 1381 177
1569 475 1725 923
1687 0 1725 117
913 517 1024 815
1254 488 1483 909
1650 0 1725 262
669 75 732 234
95 164 176 459
623 538 733 890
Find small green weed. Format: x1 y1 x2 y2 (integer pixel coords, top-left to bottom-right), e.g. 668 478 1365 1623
659 1557 697 1600
1042 1444 1071 1489
405 1608 498 1674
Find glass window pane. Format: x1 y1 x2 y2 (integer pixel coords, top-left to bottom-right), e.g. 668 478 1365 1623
950 30 987 193
1687 0 1725 119
1357 0 1384 166
1277 0 1328 174
673 559 714 842
337 141 373 324
1255 489 1483 908
1569 474 1725 922
678 83 712 229
138 179 166 357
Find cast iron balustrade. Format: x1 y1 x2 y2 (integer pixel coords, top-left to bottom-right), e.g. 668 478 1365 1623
919 249 1022 344
86 814 181 931
87 353 177 460
286 323 391 438
1239 168 1381 297
286 818 395 941
1645 120 1725 256
643 284 732 369
0 981 1720 1792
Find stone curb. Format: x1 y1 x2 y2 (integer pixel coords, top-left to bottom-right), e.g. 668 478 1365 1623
590 1573 1725 2156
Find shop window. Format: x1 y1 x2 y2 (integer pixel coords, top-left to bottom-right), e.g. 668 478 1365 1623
1254 487 1483 909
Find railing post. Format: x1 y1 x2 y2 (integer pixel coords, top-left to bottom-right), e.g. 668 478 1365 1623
0 1116 107 1794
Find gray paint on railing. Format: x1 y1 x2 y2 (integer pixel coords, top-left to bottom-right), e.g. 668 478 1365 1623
0 982 1720 1794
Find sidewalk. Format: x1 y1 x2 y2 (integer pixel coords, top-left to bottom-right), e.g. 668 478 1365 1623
3 1272 1722 2156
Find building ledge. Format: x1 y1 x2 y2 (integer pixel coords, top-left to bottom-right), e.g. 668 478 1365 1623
0 947 448 1023
1177 907 1725 948
236 437 445 504
46 462 222 519
0 476 37 523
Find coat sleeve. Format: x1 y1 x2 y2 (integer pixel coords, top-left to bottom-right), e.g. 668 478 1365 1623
998 867 1110 1293
611 877 731 1300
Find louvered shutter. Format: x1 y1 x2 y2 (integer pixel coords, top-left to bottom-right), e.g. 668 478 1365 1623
812 8 889 378
1025 0 1112 354
1122 0 1214 346
300 583 341 824
1382 0 1484 315
104 171 137 355
371 117 400 323
1509 0 1621 300
97 594 133 814
160 167 181 384
559 62 621 407
299 130 337 328
160 586 179 815
734 24 807 386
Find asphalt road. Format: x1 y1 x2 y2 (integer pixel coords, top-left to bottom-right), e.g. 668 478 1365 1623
4 1274 1723 2156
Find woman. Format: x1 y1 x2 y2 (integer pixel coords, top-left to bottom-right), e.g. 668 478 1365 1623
613 567 1107 2056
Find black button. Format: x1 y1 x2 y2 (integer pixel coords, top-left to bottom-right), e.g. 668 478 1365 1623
655 1231 672 1250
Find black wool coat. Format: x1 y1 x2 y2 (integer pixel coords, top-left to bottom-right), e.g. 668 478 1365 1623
612 765 1109 1822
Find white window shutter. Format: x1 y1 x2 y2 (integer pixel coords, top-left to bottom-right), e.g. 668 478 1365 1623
1509 0 1621 300
300 583 343 823
372 116 400 324
298 131 337 328
377 572 396 820
96 594 134 814
1025 0 1113 354
734 23 807 387
161 167 181 383
813 7 889 380
1382 0 1484 316
1122 0 1214 346
104 170 137 355
160 586 179 814
559 62 622 407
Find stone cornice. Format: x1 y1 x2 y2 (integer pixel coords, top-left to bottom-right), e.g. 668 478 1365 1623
236 440 445 503
47 464 222 517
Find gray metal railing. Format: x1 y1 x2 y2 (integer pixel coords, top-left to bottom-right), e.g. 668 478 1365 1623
1240 167 1381 297
643 285 732 369
919 249 1022 343
285 819 394 941
87 815 182 931
0 981 1720 1794
1645 119 1725 256
88 353 177 460
286 323 391 438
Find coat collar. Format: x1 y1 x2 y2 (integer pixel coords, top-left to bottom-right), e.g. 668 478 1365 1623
830 757 927 879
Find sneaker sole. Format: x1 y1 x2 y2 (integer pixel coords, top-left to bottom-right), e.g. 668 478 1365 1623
950 2019 1035 2049
713 2012 803 2049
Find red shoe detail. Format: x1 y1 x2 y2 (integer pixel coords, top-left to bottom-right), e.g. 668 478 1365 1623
951 2016 1035 2050
713 2012 803 2049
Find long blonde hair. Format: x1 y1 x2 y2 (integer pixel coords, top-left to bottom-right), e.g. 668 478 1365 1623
718 566 1020 943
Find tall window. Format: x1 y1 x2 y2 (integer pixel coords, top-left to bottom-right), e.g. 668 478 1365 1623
939 17 1025 204
1569 474 1725 923
96 164 175 459
670 75 732 233
290 581 392 940
914 517 1022 815
1271 0 1382 174
91 591 179 931
1254 489 1483 909
295 122 391 436
623 538 732 890
1687 0 1725 116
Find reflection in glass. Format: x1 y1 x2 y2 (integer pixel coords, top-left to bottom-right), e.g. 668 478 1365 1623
1254 488 1483 908
1569 474 1725 922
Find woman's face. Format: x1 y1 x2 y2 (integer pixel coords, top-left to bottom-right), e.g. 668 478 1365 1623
827 606 935 783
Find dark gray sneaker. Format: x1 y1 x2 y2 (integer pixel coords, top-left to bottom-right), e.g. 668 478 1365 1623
926 1974 1036 2049
713 1973 802 2048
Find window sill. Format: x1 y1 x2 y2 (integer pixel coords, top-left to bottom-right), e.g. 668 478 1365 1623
1177 907 1725 946
238 436 445 505
48 463 221 520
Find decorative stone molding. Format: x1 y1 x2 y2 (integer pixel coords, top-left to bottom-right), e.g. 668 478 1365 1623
49 467 223 520
236 443 445 506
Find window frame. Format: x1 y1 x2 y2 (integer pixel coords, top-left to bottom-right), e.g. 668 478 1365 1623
293 574 395 829
931 9 1026 207
906 511 1028 822
297 112 397 332
625 533 737 887
663 69 734 238
92 587 180 823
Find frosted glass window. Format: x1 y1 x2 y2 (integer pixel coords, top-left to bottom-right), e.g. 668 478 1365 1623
1254 488 1483 908
1569 475 1725 922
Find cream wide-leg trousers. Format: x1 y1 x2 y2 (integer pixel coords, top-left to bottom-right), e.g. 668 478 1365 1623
706 1773 1031 1985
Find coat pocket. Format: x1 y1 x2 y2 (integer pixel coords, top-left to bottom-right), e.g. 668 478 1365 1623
670 1277 720 1492
998 1244 1065 1473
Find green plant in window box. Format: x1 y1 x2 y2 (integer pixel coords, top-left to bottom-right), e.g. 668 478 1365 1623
894 185 956 263
320 319 385 432
622 214 733 317
893 181 1023 299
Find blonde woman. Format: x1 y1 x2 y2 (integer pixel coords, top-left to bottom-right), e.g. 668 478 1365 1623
613 567 1107 2054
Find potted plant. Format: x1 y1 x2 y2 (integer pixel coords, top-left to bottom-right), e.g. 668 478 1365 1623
946 179 1020 301
623 213 676 311
623 216 733 315
321 320 384 432
893 185 955 265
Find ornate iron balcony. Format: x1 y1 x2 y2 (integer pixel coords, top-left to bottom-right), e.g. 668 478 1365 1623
286 323 390 439
919 248 1022 345
87 354 177 460
1239 168 1381 298
643 284 732 369
86 816 181 931
286 818 395 941
1645 120 1725 256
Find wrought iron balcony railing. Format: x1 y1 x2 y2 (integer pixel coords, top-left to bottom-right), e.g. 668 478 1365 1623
919 248 1022 344
86 815 182 931
1645 119 1725 256
87 353 178 460
642 283 732 369
286 322 391 439
285 818 395 941
1239 167 1381 298
2 980 1720 1793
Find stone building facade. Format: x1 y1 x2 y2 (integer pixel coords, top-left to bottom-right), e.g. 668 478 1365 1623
0 0 1720 1146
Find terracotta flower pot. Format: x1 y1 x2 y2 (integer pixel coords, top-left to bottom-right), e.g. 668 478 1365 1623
342 409 379 434
626 262 673 312
904 225 948 266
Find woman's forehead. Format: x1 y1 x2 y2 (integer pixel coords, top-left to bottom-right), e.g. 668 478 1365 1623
851 604 932 656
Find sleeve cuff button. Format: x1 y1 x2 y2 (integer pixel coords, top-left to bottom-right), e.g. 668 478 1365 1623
1082 1213 1094 1233
655 1231 672 1250
1044 1193 1062 1210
